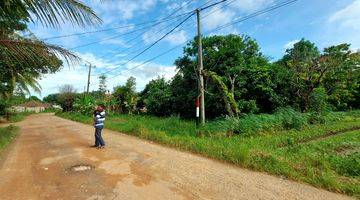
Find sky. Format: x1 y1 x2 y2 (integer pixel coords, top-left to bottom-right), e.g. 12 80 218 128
28 0 360 99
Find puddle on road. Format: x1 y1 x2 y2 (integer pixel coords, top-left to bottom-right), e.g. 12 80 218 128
70 164 93 172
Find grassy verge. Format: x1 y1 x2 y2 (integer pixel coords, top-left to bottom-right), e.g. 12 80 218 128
7 112 33 123
57 111 360 197
0 125 19 154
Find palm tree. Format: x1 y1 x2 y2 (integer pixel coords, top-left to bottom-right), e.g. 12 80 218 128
0 0 102 98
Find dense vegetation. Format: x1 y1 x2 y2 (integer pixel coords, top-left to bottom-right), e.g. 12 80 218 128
57 110 360 196
0 125 19 154
47 35 359 122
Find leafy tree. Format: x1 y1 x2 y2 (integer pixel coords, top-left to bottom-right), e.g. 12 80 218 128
139 77 172 116
321 44 360 110
277 39 360 111
9 88 26 105
27 95 41 102
172 34 274 119
98 74 107 95
73 95 95 115
43 93 59 104
57 84 77 112
113 77 138 114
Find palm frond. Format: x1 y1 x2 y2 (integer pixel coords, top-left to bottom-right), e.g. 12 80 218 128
1 0 102 28
0 37 80 67
17 73 42 95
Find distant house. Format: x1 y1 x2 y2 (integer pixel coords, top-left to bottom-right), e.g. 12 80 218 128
12 101 51 113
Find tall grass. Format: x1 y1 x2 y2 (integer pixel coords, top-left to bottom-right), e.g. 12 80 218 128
8 112 33 123
0 125 19 153
57 110 360 197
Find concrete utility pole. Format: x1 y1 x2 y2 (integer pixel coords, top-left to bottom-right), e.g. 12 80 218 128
196 9 205 125
86 64 92 94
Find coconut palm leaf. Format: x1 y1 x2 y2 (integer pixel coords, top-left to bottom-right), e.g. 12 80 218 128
17 73 42 95
0 36 80 67
0 0 102 28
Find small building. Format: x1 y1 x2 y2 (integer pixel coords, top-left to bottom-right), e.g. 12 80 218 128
12 101 51 113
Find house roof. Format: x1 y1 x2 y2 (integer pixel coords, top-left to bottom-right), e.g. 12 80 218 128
17 100 51 108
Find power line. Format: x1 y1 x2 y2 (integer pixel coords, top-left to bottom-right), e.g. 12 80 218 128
93 13 193 63
200 0 227 11
69 13 193 50
40 11 193 41
108 45 181 80
77 0 196 64
97 13 195 76
90 0 213 66
92 0 220 78
203 0 238 18
207 0 299 33
104 0 298 81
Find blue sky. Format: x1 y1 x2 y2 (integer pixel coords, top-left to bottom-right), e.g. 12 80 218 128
28 0 360 98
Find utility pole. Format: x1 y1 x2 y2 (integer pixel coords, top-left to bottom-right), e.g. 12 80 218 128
196 9 205 125
86 63 92 94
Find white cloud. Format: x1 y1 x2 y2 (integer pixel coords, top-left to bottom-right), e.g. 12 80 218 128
76 52 116 69
203 7 236 30
165 30 187 45
231 0 274 12
328 0 360 30
202 0 273 32
320 0 360 50
141 26 188 46
108 62 177 91
284 39 300 50
33 52 176 98
142 29 159 44
100 38 129 47
92 0 157 23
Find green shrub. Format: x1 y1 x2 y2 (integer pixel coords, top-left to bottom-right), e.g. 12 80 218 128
330 153 360 177
73 95 96 115
308 87 329 124
276 108 307 130
0 125 19 152
0 99 8 116
220 108 307 136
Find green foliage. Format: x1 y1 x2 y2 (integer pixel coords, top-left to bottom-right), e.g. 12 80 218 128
139 77 173 116
219 108 307 136
308 87 329 124
57 84 77 112
73 95 95 115
167 34 276 119
0 125 19 153
277 40 360 112
98 74 107 97
0 99 9 116
276 108 308 130
0 0 101 103
330 152 360 177
7 112 33 122
113 77 138 114
136 36 358 119
43 93 59 104
204 70 239 117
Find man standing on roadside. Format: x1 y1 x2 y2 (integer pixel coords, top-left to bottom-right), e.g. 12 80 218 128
92 105 106 149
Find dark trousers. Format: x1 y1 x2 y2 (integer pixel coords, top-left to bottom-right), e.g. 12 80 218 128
95 127 105 147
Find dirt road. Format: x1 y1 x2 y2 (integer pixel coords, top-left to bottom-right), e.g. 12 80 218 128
0 113 353 200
